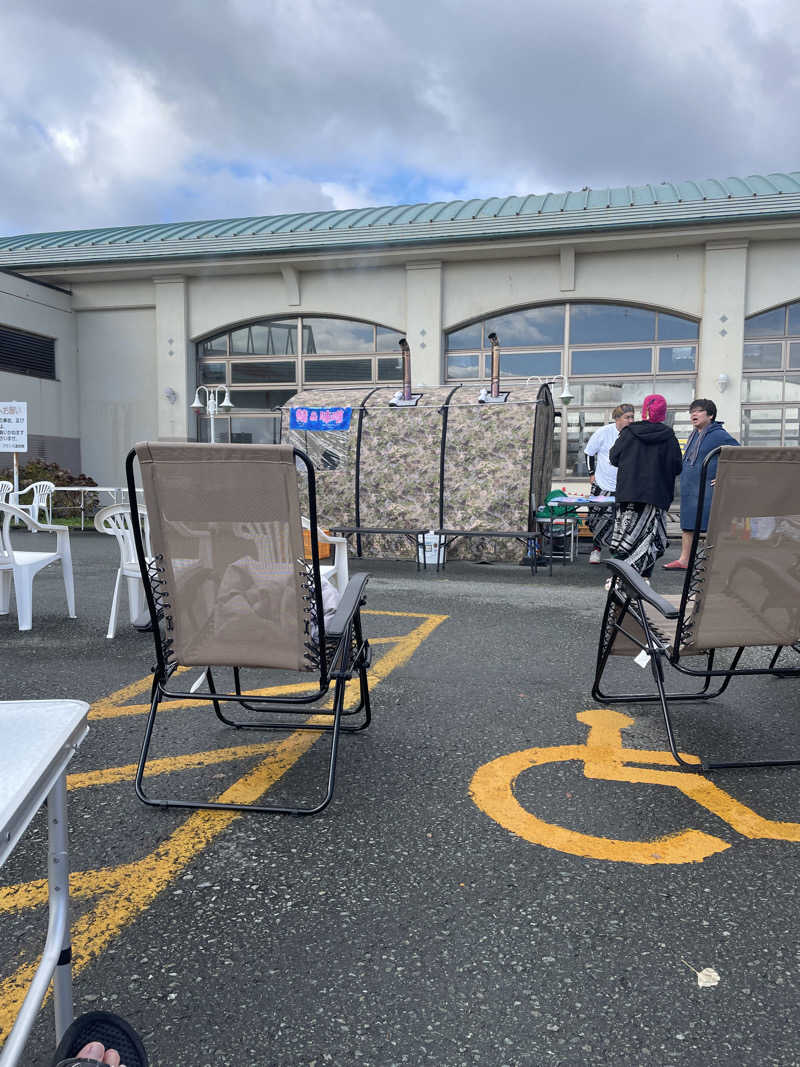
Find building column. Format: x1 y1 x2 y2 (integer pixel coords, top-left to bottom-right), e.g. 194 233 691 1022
153 276 190 441
405 262 443 387
698 241 748 437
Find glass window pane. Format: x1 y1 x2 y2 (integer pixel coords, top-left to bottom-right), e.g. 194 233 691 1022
498 351 562 377
484 306 565 347
743 342 782 369
741 377 784 402
574 379 651 406
446 323 483 351
446 354 479 378
741 408 783 446
231 361 295 384
570 304 655 344
657 379 696 405
198 418 230 443
230 326 257 354
788 303 800 337
199 362 226 384
302 318 374 354
377 356 403 381
784 375 800 402
229 389 295 409
229 322 295 354
199 334 227 354
376 327 404 352
303 358 372 383
744 307 786 338
784 408 799 446
230 416 281 444
657 313 699 341
571 347 652 376
789 342 800 369
658 345 697 372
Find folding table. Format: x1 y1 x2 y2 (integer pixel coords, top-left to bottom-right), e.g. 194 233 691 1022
0 700 89 1067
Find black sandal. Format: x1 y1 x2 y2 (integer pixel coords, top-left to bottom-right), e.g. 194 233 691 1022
51 1011 148 1067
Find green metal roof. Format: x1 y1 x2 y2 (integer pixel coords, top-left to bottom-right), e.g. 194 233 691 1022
3 172 800 269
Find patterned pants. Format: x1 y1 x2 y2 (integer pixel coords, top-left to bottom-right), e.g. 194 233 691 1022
587 481 615 549
609 502 669 577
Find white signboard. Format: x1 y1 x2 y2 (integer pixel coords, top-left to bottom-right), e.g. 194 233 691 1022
0 401 28 453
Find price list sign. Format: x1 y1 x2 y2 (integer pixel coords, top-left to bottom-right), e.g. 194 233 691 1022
0 401 28 453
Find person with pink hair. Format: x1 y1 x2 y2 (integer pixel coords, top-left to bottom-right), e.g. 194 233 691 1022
607 394 682 577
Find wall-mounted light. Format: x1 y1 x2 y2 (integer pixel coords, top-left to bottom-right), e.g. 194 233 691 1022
717 372 730 393
163 387 178 405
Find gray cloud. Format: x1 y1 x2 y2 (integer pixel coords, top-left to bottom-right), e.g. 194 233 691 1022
1 0 798 235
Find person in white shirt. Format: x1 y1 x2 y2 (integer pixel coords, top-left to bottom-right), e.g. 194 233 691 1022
583 403 635 563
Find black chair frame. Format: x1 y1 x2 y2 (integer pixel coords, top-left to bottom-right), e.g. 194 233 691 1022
126 445 372 815
592 446 800 772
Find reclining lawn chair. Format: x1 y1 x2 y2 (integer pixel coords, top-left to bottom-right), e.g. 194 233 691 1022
125 442 371 815
593 445 800 771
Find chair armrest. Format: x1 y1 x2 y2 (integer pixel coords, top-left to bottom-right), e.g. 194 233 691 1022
301 516 346 546
605 559 679 619
326 573 369 638
1 503 40 531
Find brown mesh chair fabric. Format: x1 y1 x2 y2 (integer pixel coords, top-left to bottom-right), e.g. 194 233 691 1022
690 446 800 650
136 442 309 670
593 445 800 771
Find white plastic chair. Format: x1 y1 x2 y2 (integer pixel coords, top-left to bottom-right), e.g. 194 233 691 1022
13 480 55 525
301 517 349 592
94 503 151 639
0 480 13 504
0 503 76 631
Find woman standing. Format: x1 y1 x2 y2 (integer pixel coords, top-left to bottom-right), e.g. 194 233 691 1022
583 403 635 563
608 393 683 577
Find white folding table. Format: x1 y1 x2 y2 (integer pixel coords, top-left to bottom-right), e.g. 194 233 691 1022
0 700 89 1067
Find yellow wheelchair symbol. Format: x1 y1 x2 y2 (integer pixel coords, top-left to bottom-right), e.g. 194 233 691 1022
470 709 800 865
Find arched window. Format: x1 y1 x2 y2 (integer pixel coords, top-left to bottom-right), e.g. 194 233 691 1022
446 302 699 473
742 302 800 446
196 316 404 442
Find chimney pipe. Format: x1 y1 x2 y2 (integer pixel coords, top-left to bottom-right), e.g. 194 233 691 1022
399 337 412 401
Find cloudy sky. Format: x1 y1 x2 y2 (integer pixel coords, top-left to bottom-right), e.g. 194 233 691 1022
1 0 798 236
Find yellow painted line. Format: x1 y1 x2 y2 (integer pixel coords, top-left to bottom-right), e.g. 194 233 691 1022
0 610 448 1038
471 708 800 866
66 741 283 791
88 610 441 720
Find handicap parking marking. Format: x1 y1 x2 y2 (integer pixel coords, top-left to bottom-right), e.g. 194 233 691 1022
470 708 800 866
0 609 448 1038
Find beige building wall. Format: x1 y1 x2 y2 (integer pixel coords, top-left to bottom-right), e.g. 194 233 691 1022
75 307 158 483
9 228 800 483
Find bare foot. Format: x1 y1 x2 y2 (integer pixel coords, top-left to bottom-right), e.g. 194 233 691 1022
75 1042 124 1067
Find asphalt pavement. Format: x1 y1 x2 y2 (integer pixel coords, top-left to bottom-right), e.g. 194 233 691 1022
2 530 799 1066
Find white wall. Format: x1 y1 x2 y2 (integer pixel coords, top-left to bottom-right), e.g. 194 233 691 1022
0 271 79 468
76 308 158 484
188 265 407 341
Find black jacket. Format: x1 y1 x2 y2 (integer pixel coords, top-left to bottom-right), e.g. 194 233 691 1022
609 421 683 511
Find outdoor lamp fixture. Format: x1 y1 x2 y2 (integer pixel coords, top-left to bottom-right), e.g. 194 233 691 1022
559 376 575 406
389 338 422 406
191 384 234 443
717 372 730 393
479 332 509 404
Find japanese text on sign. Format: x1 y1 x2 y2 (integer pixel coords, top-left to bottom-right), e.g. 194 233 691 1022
0 401 27 452
289 406 352 431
